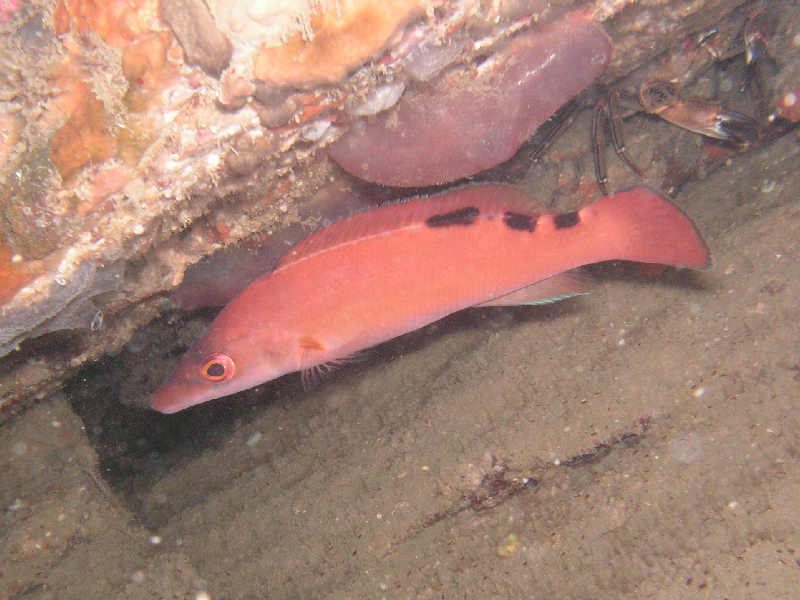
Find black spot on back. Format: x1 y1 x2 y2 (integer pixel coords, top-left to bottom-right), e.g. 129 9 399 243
426 207 480 228
503 211 537 232
554 211 580 228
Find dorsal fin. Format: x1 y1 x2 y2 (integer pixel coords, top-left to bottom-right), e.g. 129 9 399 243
275 184 538 271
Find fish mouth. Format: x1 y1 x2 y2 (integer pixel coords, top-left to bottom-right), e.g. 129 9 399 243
150 385 193 414
149 370 269 413
149 374 214 414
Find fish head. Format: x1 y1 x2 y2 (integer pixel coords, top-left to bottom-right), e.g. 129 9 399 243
150 318 294 413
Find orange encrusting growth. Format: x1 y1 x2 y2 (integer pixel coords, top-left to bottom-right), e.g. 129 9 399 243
54 0 160 46
50 79 117 181
51 0 178 180
0 242 38 304
151 184 710 413
252 0 427 87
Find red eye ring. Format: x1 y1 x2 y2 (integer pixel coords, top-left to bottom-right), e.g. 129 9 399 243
201 353 235 382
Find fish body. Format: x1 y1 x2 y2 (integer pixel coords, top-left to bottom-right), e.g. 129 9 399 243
151 184 709 413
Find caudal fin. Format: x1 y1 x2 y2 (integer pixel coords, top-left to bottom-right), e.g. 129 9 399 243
585 187 711 270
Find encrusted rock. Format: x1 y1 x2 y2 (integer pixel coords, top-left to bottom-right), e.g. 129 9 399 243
161 0 233 76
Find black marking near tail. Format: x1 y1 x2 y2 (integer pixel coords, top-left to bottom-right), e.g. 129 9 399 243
503 211 537 232
554 211 580 228
425 207 480 228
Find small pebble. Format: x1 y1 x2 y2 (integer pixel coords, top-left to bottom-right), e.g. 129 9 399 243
497 532 521 557
90 310 104 331
668 432 704 464
206 152 220 170
300 120 331 142
350 81 406 117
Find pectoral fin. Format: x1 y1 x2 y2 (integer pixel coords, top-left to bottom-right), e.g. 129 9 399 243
300 350 371 391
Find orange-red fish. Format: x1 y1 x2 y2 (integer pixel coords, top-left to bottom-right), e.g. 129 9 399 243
151 184 709 413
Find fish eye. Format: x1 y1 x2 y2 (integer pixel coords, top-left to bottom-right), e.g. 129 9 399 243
201 353 235 382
